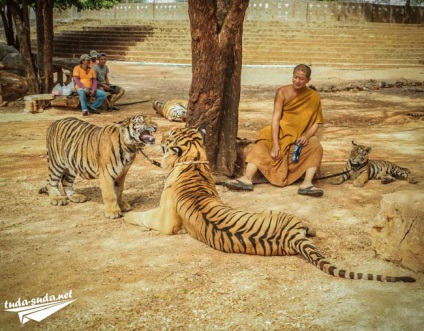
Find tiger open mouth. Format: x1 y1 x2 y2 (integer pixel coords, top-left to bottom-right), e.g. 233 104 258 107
140 130 156 145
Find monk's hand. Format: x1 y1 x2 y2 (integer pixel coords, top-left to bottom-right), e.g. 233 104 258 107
297 136 309 146
270 144 280 160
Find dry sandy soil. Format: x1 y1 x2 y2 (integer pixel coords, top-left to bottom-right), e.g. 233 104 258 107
1 63 423 331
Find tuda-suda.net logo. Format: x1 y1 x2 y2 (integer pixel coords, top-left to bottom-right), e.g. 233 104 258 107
4 290 75 325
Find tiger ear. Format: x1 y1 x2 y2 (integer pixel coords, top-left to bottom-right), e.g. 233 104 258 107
115 118 130 126
352 140 357 146
170 146 183 157
198 126 206 140
366 147 372 153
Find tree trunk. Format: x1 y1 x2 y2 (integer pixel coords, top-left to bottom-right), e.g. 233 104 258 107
36 0 45 92
42 0 54 94
404 0 411 24
35 0 54 93
8 0 40 95
0 6 16 46
187 0 249 177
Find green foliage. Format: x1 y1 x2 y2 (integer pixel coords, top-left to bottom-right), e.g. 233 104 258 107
54 0 120 11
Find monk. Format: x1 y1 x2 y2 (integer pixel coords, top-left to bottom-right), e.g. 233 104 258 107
224 64 324 197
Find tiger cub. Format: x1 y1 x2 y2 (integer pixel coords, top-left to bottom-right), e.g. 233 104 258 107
39 115 157 219
331 141 417 187
125 127 415 283
153 99 187 122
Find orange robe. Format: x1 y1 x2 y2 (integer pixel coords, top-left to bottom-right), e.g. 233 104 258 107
246 87 324 187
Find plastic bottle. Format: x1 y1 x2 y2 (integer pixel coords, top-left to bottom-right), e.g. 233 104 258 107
292 143 302 163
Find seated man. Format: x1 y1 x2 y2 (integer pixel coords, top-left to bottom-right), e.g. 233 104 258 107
73 54 107 116
224 64 324 197
89 50 98 68
93 52 125 111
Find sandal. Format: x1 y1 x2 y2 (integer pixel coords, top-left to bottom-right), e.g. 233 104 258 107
223 179 253 191
298 186 324 197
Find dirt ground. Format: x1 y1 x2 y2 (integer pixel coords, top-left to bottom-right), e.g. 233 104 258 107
1 63 423 330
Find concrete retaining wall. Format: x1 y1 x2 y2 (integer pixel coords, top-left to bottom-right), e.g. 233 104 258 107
53 1 424 24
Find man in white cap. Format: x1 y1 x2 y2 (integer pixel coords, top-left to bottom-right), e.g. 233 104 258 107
89 50 98 68
73 54 107 116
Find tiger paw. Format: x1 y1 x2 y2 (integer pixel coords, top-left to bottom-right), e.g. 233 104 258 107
330 178 343 185
119 201 132 212
408 177 418 184
69 193 88 203
353 180 365 187
50 196 69 206
104 209 123 219
381 177 395 184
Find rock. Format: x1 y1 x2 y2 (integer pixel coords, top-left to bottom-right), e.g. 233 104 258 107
0 45 20 61
3 52 23 68
0 71 28 100
371 191 424 273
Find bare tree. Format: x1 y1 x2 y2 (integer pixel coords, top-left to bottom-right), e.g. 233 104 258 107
187 0 249 177
7 0 40 94
36 0 54 94
2 0 119 95
0 4 16 46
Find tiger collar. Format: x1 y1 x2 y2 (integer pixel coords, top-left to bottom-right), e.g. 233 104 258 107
350 160 369 171
173 160 209 167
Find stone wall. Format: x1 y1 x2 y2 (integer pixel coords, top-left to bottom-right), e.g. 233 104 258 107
53 1 424 24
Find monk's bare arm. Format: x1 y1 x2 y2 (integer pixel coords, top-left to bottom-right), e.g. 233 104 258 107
270 88 285 159
297 123 320 146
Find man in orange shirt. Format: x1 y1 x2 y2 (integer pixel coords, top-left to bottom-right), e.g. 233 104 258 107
73 54 107 116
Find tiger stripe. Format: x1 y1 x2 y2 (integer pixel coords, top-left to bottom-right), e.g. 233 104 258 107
331 141 417 186
39 115 157 219
126 127 415 283
153 99 187 122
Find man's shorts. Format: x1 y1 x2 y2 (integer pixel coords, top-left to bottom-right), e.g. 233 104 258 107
100 84 122 94
107 85 122 94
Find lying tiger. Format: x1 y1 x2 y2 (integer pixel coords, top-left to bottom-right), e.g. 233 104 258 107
153 99 187 122
331 141 418 187
125 127 415 282
39 115 157 219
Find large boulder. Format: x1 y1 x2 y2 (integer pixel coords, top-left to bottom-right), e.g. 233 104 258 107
0 71 28 100
3 52 23 69
0 45 20 61
371 191 424 273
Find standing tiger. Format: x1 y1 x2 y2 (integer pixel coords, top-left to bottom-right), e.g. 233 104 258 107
331 141 418 187
153 99 187 122
124 127 415 283
39 115 157 219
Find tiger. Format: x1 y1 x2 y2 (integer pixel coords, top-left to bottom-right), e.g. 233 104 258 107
153 99 187 122
331 141 418 187
39 115 157 219
124 127 415 283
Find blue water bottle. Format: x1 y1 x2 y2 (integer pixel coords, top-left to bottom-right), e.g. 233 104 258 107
292 143 302 163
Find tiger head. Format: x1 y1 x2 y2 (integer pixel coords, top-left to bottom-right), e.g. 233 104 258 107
349 141 372 166
116 115 158 148
160 126 207 170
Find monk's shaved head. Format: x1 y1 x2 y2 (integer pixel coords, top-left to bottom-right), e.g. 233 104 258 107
293 64 311 78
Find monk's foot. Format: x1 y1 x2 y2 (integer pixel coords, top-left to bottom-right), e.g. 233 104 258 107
223 177 253 191
298 185 324 197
